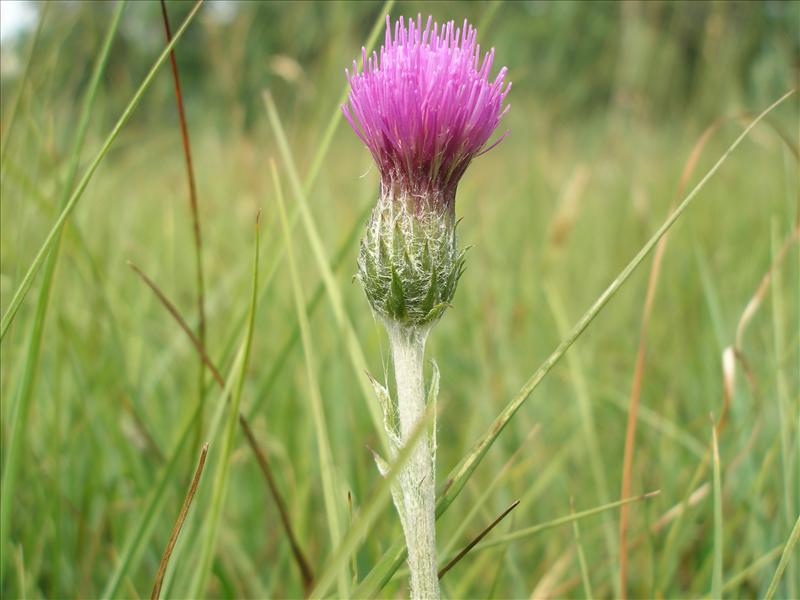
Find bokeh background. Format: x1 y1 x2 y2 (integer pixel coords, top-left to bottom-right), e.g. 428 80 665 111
1 1 798 598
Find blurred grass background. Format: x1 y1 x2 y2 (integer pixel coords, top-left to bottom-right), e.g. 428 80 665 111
1 1 798 598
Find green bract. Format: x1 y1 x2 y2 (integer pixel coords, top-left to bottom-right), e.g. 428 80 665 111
357 192 465 329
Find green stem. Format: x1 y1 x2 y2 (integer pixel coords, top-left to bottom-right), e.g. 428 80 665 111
387 323 439 600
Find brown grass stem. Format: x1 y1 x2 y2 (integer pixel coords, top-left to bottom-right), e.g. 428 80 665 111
438 500 520 580
150 442 208 600
238 416 315 594
159 0 207 450
618 117 723 598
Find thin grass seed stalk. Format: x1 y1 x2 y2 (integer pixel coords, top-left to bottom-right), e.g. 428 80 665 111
343 15 510 599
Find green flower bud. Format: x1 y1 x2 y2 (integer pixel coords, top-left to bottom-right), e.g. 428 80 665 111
357 190 465 329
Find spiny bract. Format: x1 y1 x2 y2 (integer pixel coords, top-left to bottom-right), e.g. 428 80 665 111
358 192 466 328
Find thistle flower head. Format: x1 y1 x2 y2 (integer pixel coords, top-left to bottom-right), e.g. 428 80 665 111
343 15 511 208
347 15 509 329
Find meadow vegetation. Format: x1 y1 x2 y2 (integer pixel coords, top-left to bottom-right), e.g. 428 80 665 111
0 1 798 598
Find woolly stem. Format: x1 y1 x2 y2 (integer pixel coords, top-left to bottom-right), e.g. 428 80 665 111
386 322 439 600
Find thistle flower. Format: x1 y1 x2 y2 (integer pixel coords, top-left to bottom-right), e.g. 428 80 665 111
345 15 510 328
344 15 509 600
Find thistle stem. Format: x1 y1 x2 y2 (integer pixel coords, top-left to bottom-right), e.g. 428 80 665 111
387 323 440 600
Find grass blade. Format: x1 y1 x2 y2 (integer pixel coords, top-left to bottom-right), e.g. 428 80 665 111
769 220 797 600
544 283 618 595
159 0 207 451
101 393 214 599
186 213 260 598
151 442 208 600
272 162 346 598
0 2 126 581
237 418 315 593
764 517 800 600
0 0 204 342
711 422 723 599
571 498 594 600
438 500 520 580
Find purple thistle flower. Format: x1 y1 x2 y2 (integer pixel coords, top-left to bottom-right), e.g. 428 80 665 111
343 15 511 209
346 20 511 597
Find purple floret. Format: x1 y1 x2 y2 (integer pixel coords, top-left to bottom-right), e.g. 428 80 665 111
343 15 510 207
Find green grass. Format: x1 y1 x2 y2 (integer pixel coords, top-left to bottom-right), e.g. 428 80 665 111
1 1 798 599
273 162 347 599
0 0 126 572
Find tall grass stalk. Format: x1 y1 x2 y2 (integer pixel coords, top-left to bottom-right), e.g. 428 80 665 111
571 498 595 600
151 441 208 600
711 423 723 599
769 220 797 600
765 515 800 600
159 0 208 453
272 162 348 598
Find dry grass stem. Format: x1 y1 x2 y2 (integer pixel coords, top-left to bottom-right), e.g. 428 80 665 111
150 442 208 600
618 117 724 597
438 500 520 580
159 0 207 450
